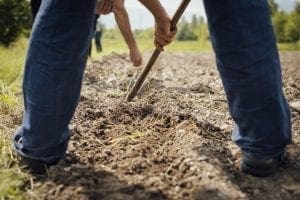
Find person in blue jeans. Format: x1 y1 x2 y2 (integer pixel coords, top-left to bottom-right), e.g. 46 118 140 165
203 0 291 177
13 0 175 175
14 0 291 177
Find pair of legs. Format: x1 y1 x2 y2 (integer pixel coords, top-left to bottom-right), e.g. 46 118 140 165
14 0 291 165
30 0 42 21
95 31 103 52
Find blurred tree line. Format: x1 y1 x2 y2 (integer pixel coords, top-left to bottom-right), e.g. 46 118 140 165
130 15 209 42
0 0 31 46
269 0 300 43
132 0 300 43
176 15 209 41
174 0 300 43
0 0 299 46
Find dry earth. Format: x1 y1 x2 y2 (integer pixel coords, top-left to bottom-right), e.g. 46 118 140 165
23 52 300 200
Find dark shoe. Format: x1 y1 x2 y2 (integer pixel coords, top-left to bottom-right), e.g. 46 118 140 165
18 156 58 175
241 151 286 177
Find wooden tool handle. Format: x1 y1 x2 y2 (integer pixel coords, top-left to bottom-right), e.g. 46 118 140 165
126 0 191 102
170 0 191 29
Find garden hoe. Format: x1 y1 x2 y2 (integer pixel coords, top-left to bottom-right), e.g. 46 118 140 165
125 0 191 102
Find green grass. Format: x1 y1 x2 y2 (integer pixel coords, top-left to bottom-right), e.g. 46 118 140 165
0 137 29 200
0 38 27 87
89 37 212 58
0 37 25 115
90 36 299 59
0 38 28 200
0 101 28 200
277 42 300 51
0 38 28 116
0 37 26 114
0 82 19 115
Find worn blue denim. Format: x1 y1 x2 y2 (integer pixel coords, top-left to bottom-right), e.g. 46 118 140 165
203 0 291 158
14 0 291 162
14 0 97 163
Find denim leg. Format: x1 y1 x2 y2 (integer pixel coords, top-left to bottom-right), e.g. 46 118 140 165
13 0 96 163
203 0 291 157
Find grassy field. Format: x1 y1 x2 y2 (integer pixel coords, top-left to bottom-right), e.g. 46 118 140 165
278 42 300 51
0 38 27 85
90 37 213 58
0 38 27 114
0 38 28 200
0 36 299 199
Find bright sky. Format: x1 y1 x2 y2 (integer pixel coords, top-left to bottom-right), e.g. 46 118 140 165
102 1 205 29
102 0 294 29
125 0 205 15
124 0 293 13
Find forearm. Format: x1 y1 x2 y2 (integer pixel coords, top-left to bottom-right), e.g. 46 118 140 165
113 7 138 51
138 0 169 20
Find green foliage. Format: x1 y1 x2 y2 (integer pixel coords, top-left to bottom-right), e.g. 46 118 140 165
0 37 28 200
0 0 31 47
295 2 300 14
0 81 19 114
270 1 300 43
175 15 209 41
191 14 199 30
176 22 198 41
0 38 26 115
284 13 300 42
273 12 288 42
268 0 279 16
0 138 29 200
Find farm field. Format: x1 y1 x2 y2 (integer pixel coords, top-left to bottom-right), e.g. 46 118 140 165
7 51 298 200
1 0 300 198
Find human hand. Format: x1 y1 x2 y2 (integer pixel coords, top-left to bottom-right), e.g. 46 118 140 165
96 0 113 15
154 16 176 51
129 48 143 67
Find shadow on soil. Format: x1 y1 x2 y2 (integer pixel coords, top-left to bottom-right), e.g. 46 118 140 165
37 155 167 200
193 120 300 200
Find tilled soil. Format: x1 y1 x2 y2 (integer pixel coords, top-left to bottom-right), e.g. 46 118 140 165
28 52 299 200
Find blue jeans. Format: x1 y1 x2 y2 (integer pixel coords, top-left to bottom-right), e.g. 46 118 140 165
14 0 291 163
14 0 97 163
203 0 291 157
